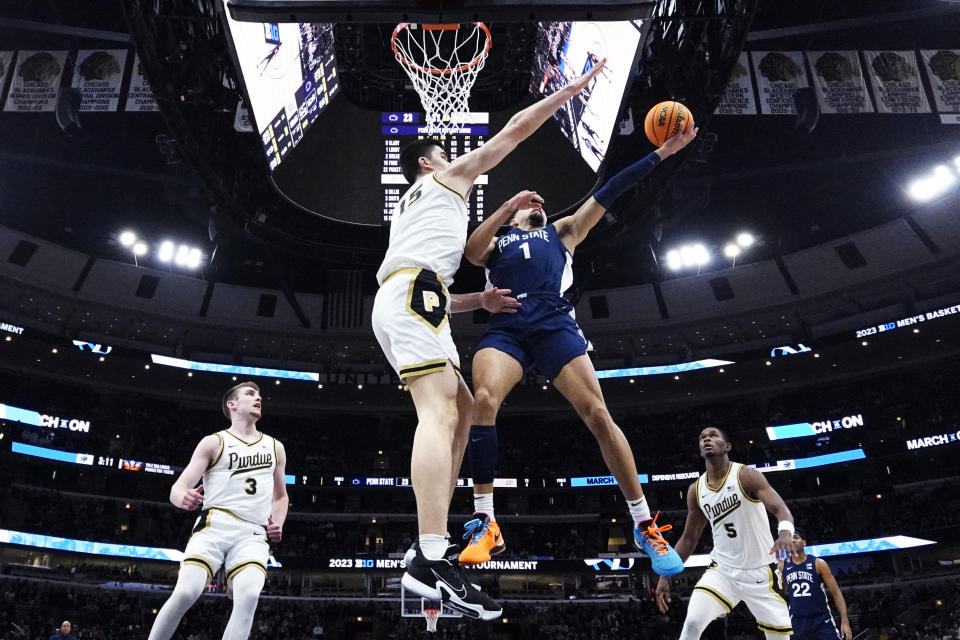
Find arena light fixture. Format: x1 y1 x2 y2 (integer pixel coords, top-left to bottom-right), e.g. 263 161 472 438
185 248 202 270
736 232 754 248
133 242 148 256
174 244 190 266
158 241 175 262
665 250 683 271
723 243 741 258
119 230 136 247
908 165 956 202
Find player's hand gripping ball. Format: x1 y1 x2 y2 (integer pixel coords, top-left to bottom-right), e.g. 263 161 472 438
644 101 695 146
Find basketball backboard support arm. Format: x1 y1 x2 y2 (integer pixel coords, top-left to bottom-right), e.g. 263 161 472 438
227 0 657 24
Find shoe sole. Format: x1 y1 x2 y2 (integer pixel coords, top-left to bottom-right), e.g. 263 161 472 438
437 583 502 621
401 572 441 600
401 572 502 621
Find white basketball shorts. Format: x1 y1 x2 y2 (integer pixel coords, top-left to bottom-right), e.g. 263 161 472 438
182 508 269 584
693 561 792 635
372 267 461 381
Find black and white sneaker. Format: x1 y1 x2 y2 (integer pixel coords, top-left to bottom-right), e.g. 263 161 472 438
401 544 502 621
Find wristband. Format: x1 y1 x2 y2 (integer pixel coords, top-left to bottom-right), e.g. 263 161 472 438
777 521 795 535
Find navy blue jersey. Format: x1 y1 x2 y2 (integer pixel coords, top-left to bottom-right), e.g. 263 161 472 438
783 555 832 620
486 223 573 307
480 223 589 379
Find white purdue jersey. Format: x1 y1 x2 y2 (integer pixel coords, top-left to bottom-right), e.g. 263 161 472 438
696 461 775 569
202 430 277 525
376 173 469 287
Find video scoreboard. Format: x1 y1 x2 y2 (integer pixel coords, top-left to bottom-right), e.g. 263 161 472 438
380 112 489 223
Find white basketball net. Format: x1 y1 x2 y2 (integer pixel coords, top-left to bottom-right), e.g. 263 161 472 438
392 23 491 134
423 609 440 633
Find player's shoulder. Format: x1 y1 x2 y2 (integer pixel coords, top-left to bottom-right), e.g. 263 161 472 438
200 431 224 446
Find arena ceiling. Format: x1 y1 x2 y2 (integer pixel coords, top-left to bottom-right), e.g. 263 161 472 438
0 0 958 297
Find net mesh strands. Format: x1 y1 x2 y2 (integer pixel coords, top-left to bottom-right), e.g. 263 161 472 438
391 22 492 134
423 608 441 633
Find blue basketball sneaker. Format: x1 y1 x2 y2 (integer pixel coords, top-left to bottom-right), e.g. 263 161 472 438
634 511 684 576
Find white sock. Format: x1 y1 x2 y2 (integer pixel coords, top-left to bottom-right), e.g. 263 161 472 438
628 496 651 525
419 534 449 561
474 493 495 521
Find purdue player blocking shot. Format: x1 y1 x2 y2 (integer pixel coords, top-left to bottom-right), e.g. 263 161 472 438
657 427 796 639
372 60 608 621
147 382 288 640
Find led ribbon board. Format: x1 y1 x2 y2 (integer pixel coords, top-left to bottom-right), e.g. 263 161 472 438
766 414 864 441
11 441 295 484
750 448 866 473
596 359 733 379
150 354 319 381
571 449 867 487
0 528 283 567
0 403 91 432
905 430 960 450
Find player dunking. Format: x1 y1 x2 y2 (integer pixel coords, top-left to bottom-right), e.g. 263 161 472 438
458 128 698 573
371 60 608 621
147 382 288 640
778 531 853 640
656 427 796 639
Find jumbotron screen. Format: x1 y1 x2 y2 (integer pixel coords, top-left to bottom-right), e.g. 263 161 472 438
531 20 644 171
220 3 340 171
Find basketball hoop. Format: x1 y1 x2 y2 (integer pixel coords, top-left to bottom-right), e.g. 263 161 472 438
423 608 441 633
391 22 492 134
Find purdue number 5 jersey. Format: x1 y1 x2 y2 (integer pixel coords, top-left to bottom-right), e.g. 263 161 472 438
697 461 775 569
376 173 469 287
202 430 277 526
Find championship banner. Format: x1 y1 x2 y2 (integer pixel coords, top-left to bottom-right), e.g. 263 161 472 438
0 51 15 103
72 49 128 112
919 49 960 113
807 50 875 114
715 51 757 115
863 51 930 114
750 51 808 115
2 50 69 112
124 54 159 112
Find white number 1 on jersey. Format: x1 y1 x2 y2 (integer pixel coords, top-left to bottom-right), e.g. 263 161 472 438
519 242 531 260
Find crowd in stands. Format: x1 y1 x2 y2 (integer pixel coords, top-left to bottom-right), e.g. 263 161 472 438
3 359 960 488
2 475 956 566
0 575 957 640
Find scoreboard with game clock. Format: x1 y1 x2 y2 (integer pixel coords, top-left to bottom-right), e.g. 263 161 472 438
379 111 489 223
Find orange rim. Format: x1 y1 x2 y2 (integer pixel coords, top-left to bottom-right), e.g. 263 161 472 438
391 22 492 76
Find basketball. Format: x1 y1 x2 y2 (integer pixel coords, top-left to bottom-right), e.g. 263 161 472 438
644 101 695 146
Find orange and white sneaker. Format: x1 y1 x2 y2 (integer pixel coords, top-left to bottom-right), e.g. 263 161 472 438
458 513 506 565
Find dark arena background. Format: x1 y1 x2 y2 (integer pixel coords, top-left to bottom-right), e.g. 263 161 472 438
2 0 960 638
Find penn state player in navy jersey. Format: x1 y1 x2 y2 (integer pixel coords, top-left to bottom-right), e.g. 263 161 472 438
458 126 698 572
778 532 853 640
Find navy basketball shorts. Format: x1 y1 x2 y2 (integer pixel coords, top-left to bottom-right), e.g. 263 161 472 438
791 616 843 640
477 297 588 381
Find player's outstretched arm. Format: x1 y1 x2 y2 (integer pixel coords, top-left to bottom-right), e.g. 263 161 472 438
439 60 608 195
464 190 544 266
450 288 521 314
169 434 220 510
555 127 698 250
656 482 708 613
267 440 289 541
817 558 853 640
739 467 795 561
